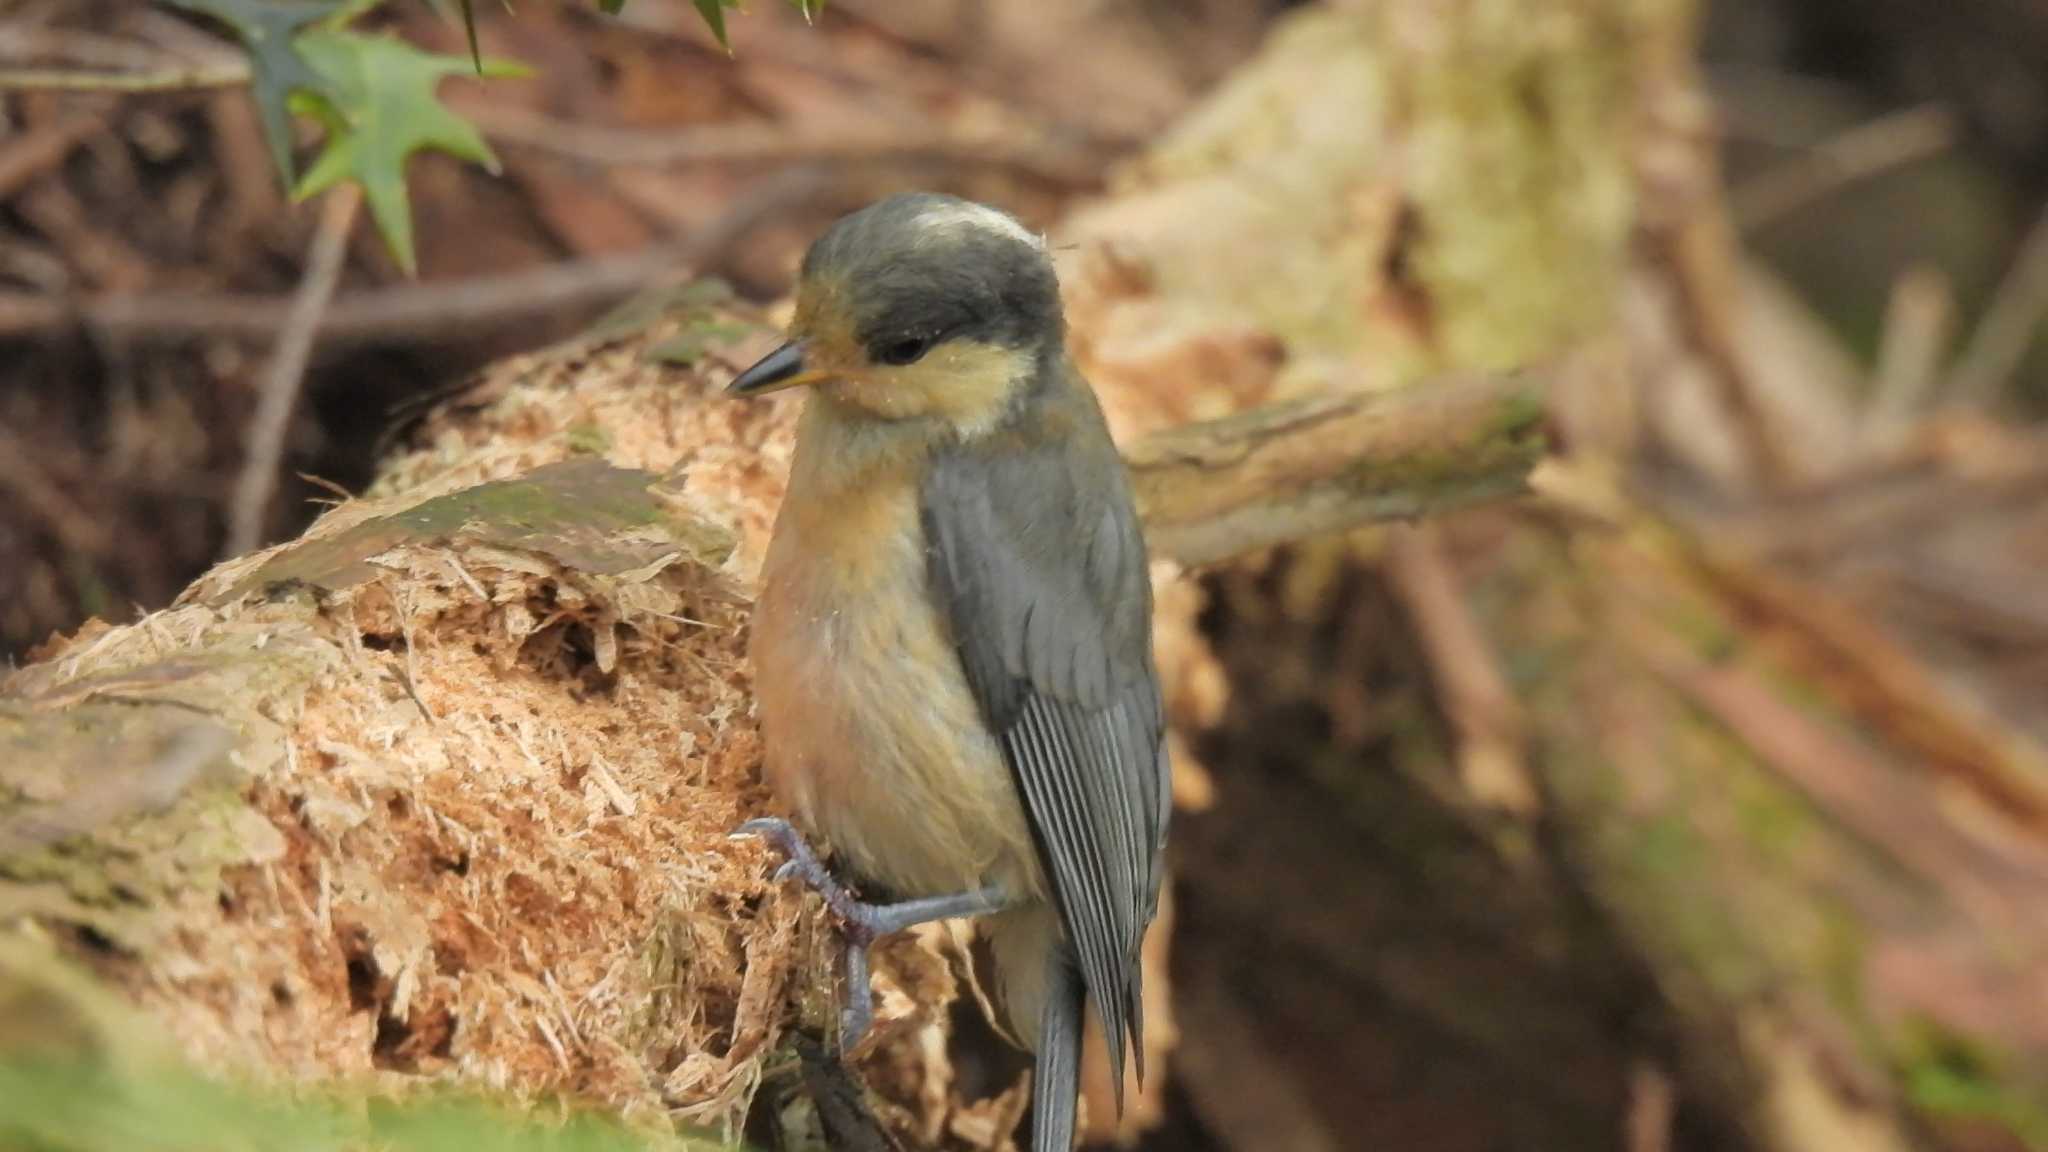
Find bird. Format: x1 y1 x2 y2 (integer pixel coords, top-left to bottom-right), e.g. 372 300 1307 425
727 191 1170 1152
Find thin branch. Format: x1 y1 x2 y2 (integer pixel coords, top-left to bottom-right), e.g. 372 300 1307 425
1127 370 1551 567
226 184 360 558
0 248 681 342
460 101 1102 185
0 62 250 92
0 167 833 345
0 27 188 73
1944 202 2048 411
1731 103 1955 232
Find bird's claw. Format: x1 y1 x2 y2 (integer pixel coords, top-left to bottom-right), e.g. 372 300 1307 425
734 816 1007 1055
734 816 877 1052
735 817 869 933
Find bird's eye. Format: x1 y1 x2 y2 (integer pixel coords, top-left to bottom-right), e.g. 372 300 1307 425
876 335 932 366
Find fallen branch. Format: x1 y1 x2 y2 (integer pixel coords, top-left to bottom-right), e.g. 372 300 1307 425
1127 371 1550 567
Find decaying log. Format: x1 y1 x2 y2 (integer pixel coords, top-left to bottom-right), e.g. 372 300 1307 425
0 268 1543 1150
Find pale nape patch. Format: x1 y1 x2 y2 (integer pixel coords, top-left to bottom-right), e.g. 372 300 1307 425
915 200 1047 251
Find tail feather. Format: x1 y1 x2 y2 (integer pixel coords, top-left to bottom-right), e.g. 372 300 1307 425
1031 951 1085 1152
1127 977 1146 1087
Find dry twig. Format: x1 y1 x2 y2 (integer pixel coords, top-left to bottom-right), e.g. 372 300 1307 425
1944 203 2048 410
0 247 681 343
463 103 1102 186
1731 103 1954 232
1863 265 1953 446
225 184 360 557
0 62 249 92
0 167 832 344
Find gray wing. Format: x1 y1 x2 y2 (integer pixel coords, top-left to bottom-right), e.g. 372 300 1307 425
921 406 1169 1100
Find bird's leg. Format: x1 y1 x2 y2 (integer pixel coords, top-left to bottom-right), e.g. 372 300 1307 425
735 817 1012 1052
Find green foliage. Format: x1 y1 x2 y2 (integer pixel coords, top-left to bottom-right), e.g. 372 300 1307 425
292 31 524 274
159 0 347 182
161 0 827 273
0 1055 710 1152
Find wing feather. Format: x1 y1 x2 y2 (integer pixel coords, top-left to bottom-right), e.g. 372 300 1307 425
922 392 1167 1102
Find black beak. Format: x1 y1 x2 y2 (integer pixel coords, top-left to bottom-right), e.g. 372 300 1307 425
727 340 826 396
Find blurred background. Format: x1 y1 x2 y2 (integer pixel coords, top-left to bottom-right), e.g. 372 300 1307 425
3 1 2048 1150
12 0 2047 661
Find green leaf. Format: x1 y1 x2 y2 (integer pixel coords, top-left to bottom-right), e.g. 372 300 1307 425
292 30 526 274
787 0 822 20
160 0 347 183
691 0 742 50
597 0 627 13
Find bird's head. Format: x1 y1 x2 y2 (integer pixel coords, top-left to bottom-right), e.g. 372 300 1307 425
726 193 1062 435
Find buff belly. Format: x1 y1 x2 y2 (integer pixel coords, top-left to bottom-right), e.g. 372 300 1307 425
749 472 1043 904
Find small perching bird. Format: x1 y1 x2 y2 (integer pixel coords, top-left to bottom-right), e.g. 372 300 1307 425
729 192 1169 1151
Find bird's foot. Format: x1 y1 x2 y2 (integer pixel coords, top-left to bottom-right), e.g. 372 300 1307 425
734 817 1013 1054
734 817 870 934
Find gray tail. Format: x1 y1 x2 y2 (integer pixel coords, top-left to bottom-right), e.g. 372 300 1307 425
1031 950 1085 1152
